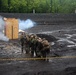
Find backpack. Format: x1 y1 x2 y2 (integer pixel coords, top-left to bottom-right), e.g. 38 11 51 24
42 40 50 47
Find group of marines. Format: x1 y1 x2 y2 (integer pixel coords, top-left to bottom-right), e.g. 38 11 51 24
19 32 50 61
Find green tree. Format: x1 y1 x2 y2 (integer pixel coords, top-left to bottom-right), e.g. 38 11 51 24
0 0 76 13
0 0 8 12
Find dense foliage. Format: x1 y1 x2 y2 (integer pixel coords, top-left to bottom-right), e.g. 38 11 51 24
0 0 76 13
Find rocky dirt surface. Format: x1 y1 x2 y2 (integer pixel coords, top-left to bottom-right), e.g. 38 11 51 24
0 25 76 75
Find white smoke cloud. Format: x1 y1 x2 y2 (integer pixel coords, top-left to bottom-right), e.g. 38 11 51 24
18 19 36 30
0 16 9 41
0 32 9 41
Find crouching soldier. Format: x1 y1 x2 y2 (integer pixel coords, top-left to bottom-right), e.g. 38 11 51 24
41 38 50 61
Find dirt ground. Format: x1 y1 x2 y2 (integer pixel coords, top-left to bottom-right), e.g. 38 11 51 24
0 25 76 75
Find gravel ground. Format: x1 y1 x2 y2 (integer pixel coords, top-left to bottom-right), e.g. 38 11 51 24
0 25 76 75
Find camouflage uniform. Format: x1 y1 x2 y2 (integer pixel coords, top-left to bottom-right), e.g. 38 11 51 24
33 36 39 57
20 33 26 53
41 38 50 61
36 38 43 57
29 35 37 57
24 34 30 54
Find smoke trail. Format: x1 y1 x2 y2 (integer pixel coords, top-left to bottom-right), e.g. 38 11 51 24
0 16 4 32
0 16 9 41
18 19 36 30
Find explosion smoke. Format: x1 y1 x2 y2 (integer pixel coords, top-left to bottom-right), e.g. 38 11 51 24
0 16 9 41
19 19 36 30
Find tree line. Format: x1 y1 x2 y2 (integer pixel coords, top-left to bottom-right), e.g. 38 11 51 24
0 0 76 13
